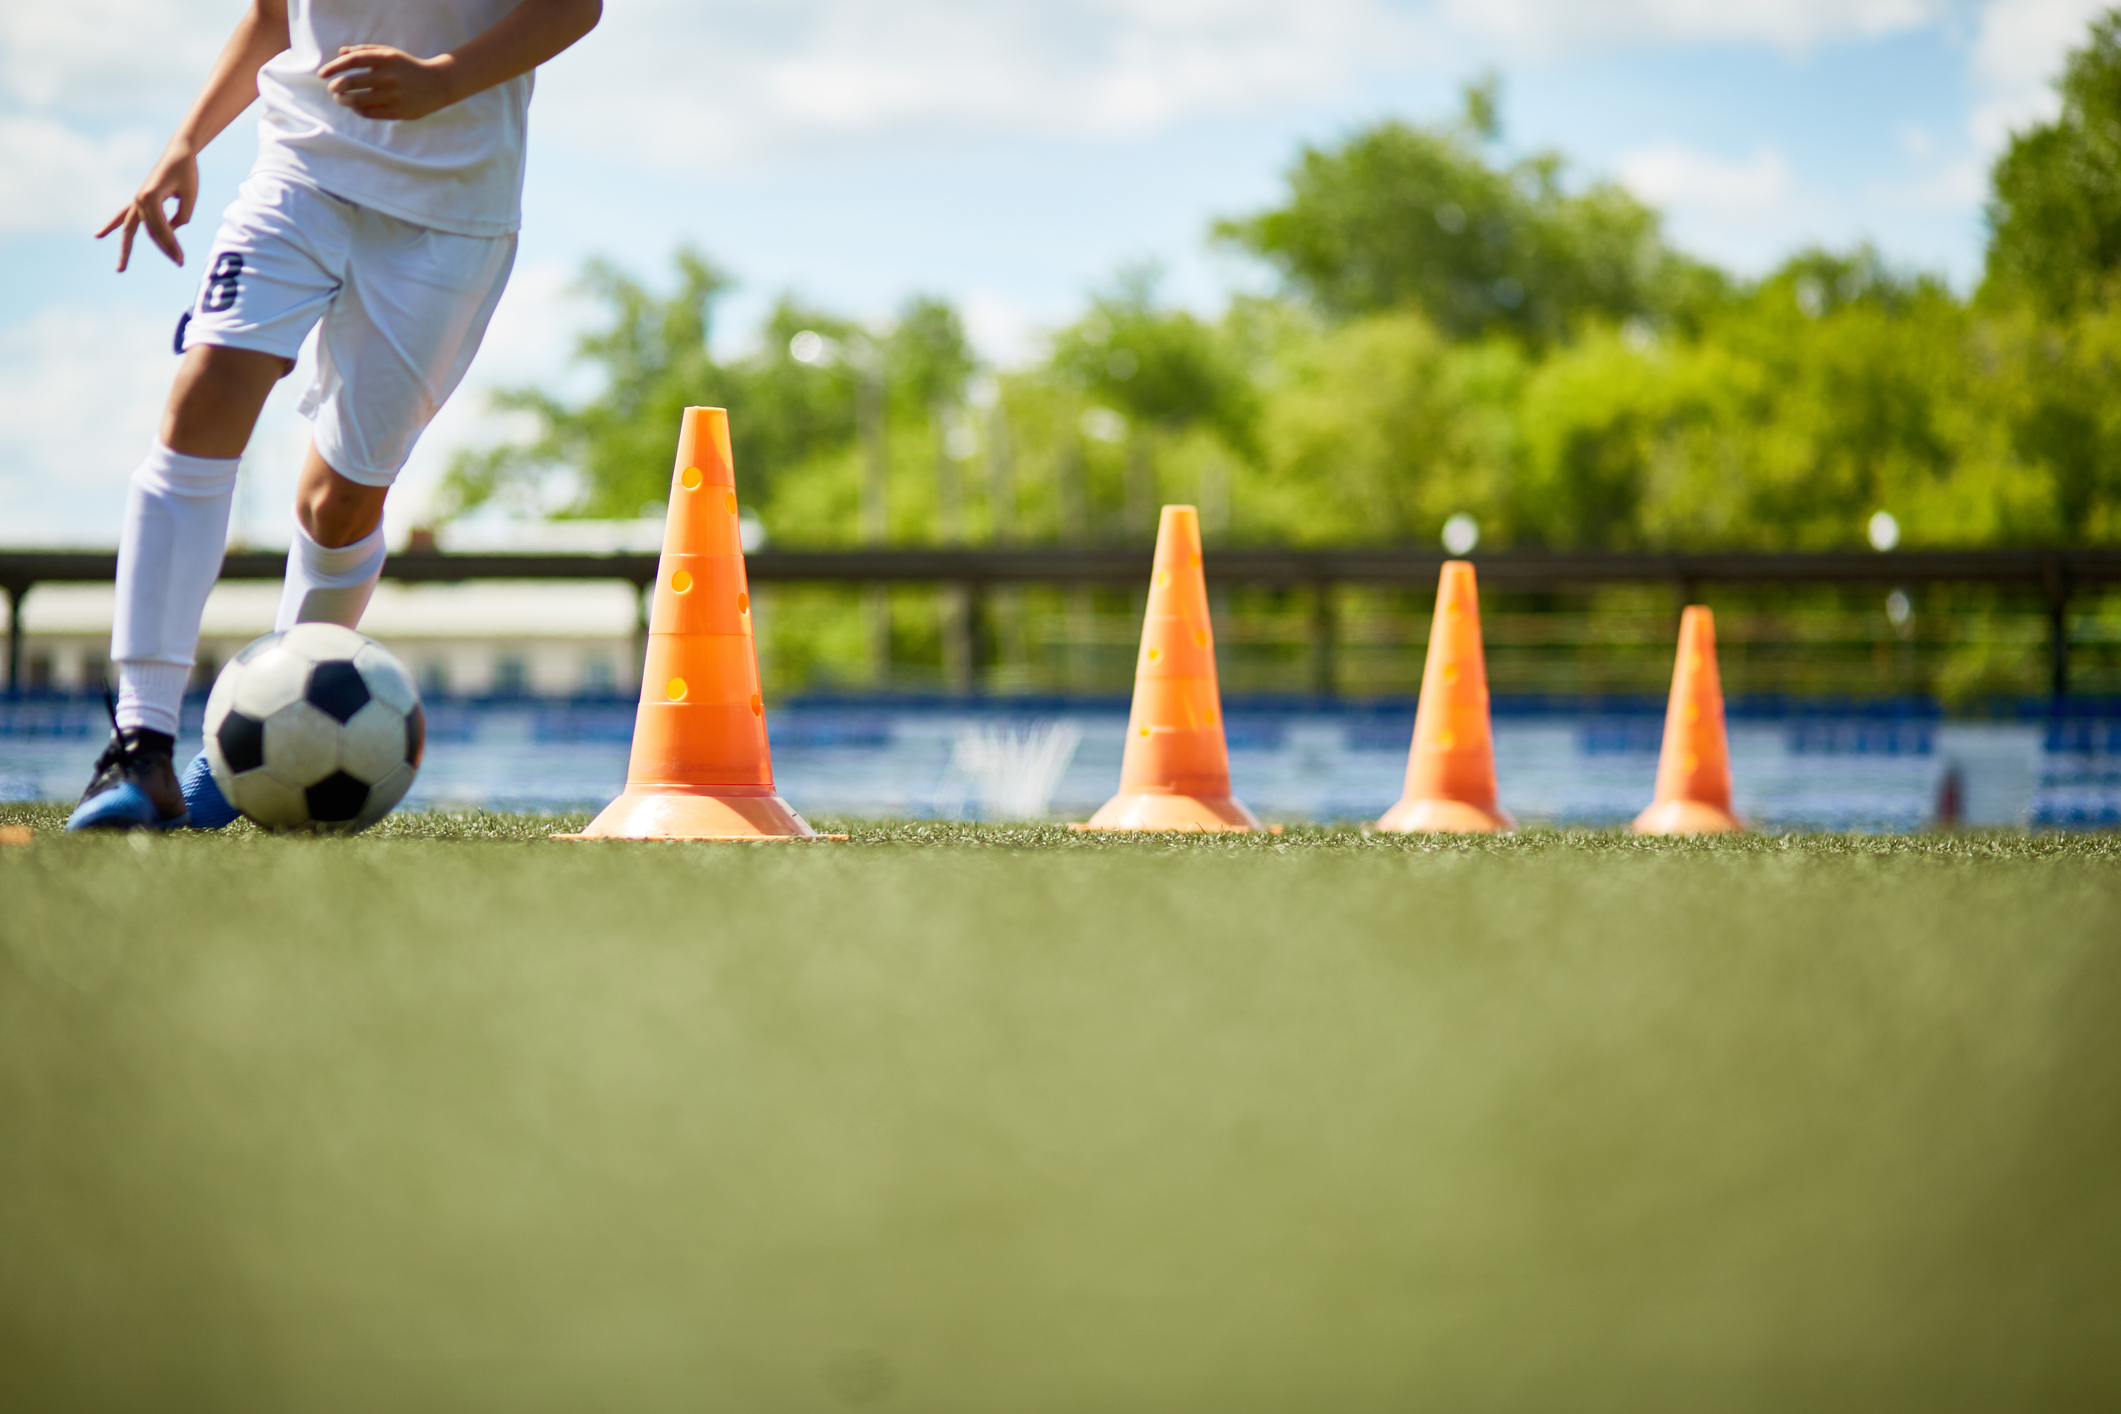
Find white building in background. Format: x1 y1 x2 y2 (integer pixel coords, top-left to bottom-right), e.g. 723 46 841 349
7 520 674 698
12 580 643 698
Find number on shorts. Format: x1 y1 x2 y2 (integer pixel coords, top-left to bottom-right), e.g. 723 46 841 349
202 252 245 313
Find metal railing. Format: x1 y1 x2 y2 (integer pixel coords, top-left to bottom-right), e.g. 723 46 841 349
8 545 2121 698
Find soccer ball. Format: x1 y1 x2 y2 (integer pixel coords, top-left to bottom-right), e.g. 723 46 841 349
203 624 425 833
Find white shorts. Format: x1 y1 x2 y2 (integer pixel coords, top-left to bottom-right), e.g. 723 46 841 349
180 172 516 487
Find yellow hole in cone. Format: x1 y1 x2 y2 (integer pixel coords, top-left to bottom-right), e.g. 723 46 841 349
1148 647 1160 660
1139 727 1151 737
1446 601 1462 618
1434 730 1456 751
737 592 750 614
680 467 703 490
1443 663 1460 685
1188 552 1201 568
1683 750 1700 773
670 570 693 593
1156 570 1170 588
726 492 739 515
749 694 763 716
1683 701 1701 724
666 677 688 701
1193 629 1208 647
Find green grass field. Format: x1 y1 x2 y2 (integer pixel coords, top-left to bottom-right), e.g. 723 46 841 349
4 805 2119 1411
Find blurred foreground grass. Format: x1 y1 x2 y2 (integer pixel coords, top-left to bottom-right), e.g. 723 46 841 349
3 806 2119 1410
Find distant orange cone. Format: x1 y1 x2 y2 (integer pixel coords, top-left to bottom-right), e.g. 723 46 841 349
1080 506 1259 831
1633 606 1743 834
560 408 815 840
1377 560 1512 833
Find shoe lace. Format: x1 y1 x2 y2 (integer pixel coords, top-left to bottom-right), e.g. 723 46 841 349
90 690 147 779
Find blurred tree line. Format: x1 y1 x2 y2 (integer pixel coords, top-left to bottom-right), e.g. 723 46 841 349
445 15 2121 558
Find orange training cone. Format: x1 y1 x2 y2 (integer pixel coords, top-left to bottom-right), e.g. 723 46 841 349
560 407 815 840
1080 505 1259 831
1377 560 1512 833
1633 606 1743 834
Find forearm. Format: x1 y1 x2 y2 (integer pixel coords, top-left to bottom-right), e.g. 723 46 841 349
433 0 602 104
169 0 290 156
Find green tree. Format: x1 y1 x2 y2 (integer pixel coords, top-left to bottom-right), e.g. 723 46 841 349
1242 305 1522 545
1984 9 2121 316
1048 268 1258 537
1215 82 1720 345
887 296 975 414
441 248 739 521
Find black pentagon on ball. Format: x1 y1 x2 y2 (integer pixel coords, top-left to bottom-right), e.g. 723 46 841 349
217 709 267 774
306 659 371 724
305 770 371 823
405 703 425 767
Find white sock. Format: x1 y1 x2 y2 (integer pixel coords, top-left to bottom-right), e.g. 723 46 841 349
277 523 386 631
112 444 240 736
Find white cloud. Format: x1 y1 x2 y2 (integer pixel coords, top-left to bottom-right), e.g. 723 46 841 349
959 290 1043 367
1618 142 1794 214
0 115 159 235
1617 142 1808 271
1872 156 1987 212
1439 0 1941 55
536 0 1425 168
0 0 1973 186
0 305 169 543
1967 0 2109 153
0 1 227 115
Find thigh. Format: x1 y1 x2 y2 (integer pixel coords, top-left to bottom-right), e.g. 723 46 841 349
161 345 292 459
304 217 517 487
180 175 350 364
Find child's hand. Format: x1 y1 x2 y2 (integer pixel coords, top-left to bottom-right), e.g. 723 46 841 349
319 46 459 121
96 147 198 271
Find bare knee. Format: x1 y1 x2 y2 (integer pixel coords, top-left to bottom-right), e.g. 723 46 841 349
161 346 292 458
296 454 388 548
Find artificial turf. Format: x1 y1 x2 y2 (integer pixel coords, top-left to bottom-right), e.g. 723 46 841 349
3 805 2119 1410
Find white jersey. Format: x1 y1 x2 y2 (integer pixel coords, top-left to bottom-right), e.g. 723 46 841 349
253 0 532 238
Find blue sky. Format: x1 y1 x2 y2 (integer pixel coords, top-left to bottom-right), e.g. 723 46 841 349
0 0 2105 543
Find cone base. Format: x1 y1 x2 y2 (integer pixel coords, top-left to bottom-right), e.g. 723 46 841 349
1376 796 1514 834
558 788 818 841
1078 790 1261 832
1632 798 1744 835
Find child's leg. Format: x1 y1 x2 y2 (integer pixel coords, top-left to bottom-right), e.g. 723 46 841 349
276 443 389 630
271 205 516 635
74 175 349 829
112 345 289 736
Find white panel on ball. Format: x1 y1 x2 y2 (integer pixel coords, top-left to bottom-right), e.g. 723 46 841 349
353 643 419 714
230 770 309 829
339 700 408 781
263 701 341 786
280 622 369 663
231 646 309 719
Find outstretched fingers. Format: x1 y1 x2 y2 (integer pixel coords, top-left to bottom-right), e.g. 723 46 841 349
96 207 142 272
140 197 184 266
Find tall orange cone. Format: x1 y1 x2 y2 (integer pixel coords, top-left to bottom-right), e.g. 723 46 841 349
560 408 816 840
1633 606 1743 834
1080 505 1259 831
1377 560 1512 833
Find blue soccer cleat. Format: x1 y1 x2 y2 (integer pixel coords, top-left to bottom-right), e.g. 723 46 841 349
179 751 242 830
66 705 190 832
